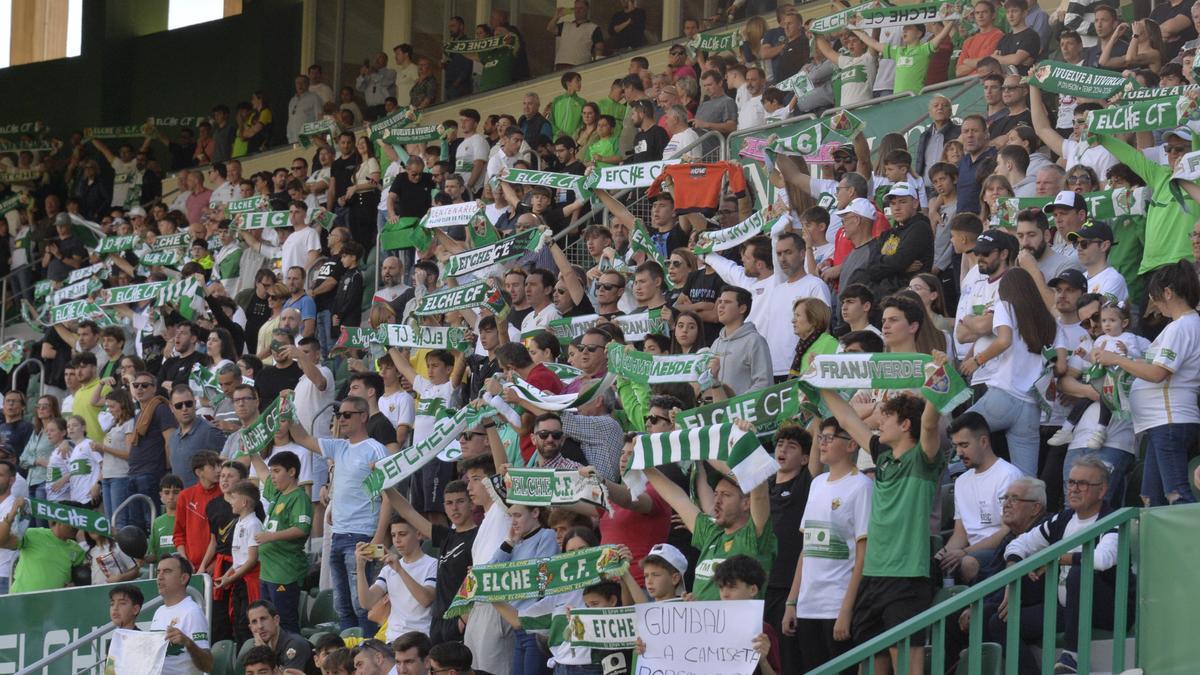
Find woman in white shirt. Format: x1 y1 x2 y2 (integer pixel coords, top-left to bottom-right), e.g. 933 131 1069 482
338 136 382 255
1096 261 1200 506
960 268 1059 476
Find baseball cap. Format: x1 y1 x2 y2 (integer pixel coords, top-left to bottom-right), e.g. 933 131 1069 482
643 543 689 576
1164 127 1193 143
128 206 147 218
1048 268 1087 291
1043 190 1087 214
971 229 1018 255
835 197 876 221
884 182 919 201
832 145 856 159
1067 220 1116 243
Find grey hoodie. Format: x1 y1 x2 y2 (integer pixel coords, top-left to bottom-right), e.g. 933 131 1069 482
709 321 774 395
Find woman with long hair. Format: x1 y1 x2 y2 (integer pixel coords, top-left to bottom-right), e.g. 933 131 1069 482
908 273 954 333
576 103 601 161
1124 18 1166 73
1099 261 1200 505
789 298 839 376
961 268 1058 475
255 282 291 362
667 248 698 307
96 389 136 525
19 395 62 518
525 331 562 364
206 327 239 370
670 310 706 354
116 354 146 391
337 135 382 252
491 502 558 675
740 16 768 67
979 174 1015 227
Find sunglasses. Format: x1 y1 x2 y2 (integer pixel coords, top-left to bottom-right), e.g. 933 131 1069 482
597 282 624 291
132 382 154 389
1073 239 1099 249
173 400 195 410
667 260 686 268
579 344 605 353
459 431 484 441
535 430 564 440
335 411 364 419
645 414 670 426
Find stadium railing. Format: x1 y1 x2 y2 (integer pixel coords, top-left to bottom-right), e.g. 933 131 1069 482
811 507 1138 675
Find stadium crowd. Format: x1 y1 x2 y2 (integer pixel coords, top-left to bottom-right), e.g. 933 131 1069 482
2 0 1200 674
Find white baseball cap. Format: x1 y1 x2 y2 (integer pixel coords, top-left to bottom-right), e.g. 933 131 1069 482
835 197 876 221
884 182 918 201
644 543 689 575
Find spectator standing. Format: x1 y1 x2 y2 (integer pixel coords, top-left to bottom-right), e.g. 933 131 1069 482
392 44 419 107
694 70 738 156
709 287 773 394
307 64 334 103
286 75 324 145
995 0 1041 75
548 72 587 142
127 372 178 532
410 57 439 110
772 12 811 84
609 0 646 51
357 52 397 118
956 115 996 214
172 451 223 569
246 449 313 634
167 386 227 489
549 0 604 69
627 100 669 163
445 17 473 100
957 1 1006 76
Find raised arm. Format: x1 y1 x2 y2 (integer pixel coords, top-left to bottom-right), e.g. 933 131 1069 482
594 188 638 230
851 29 883 54
928 21 955 50
820 389 876 452
549 241 587 306
283 419 324 456
387 347 420 384
1027 86 1066 162
814 34 842 63
621 439 701 531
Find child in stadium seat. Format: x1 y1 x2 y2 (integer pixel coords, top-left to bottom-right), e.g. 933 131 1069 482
146 473 182 562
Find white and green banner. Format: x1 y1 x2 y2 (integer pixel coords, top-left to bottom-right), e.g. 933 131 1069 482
444 227 547 277
66 262 108 285
189 363 224 405
547 309 669 346
418 201 484 230
583 160 679 191
0 339 24 373
139 248 182 268
47 300 103 326
150 232 192 250
488 468 607 509
1120 84 1200 101
379 324 472 351
845 1 960 30
0 193 27 215
0 169 42 183
677 380 803 437
379 124 447 146
233 393 296 459
501 168 585 195
444 33 519 54
364 405 497 496
811 3 873 34
238 210 291 230
411 279 502 316
502 371 617 412
623 422 778 499
298 119 339 148
799 353 934 390
220 195 269 214
694 203 786 254
83 124 150 139
1087 96 1196 134
99 280 169 306
95 234 141 254
606 343 711 384
50 278 101 304
555 606 638 650
1028 61 1134 99
775 70 814 100
686 27 740 55
367 107 419 142
29 498 111 535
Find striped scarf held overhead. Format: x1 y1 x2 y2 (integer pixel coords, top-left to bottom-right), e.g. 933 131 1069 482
623 423 778 499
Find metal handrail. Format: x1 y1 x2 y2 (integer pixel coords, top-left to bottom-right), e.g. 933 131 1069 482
18 576 214 675
813 507 1139 675
0 262 34 343
10 357 44 401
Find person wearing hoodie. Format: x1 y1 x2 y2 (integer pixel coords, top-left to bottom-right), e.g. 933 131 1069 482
866 183 934 300
709 286 773 395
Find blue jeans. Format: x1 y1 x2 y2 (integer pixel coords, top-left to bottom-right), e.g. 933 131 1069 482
967 386 1042 476
126 473 162 533
512 629 551 675
261 580 302 634
0 576 9 595
102 477 132 528
329 532 377 632
1063 446 1134 508
316 309 332 358
1141 423 1200 506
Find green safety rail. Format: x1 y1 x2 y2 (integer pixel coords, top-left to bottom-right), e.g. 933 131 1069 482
812 507 1138 675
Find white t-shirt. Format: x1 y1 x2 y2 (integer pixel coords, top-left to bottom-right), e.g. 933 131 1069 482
663 128 700 159
394 62 419 107
68 439 102 504
413 376 456 447
251 443 314 486
737 95 767 131
377 161 403 212
281 226 322 274
472 501 512 564
1130 313 1200 433
520 303 562 334
953 458 1024 545
870 174 929 209
835 53 877 106
379 390 417 430
456 133 491 193
974 300 1045 401
0 493 28 578
1085 266 1128 304
47 446 71 502
1060 138 1118 178
88 539 137 584
1045 321 1090 426
294 366 336 437
374 553 439 640
151 596 211 675
1094 332 1148 361
955 268 999 362
762 273 833 376
110 157 140 208
231 513 263 568
796 471 873 619
486 151 521 184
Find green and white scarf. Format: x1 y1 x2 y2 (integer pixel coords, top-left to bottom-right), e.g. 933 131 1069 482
411 279 502 316
51 278 101 304
150 232 192 251
582 160 679 191
94 230 140 252
799 353 934 390
1028 61 1134 99
552 606 638 650
220 195 270 215
768 122 823 157
845 1 960 30
419 202 485 230
367 107 419 142
0 121 45 136
0 139 55 153
66 262 108 285
237 211 291 230
158 278 204 319
606 344 711 384
542 363 583 383
623 422 778 499
232 393 296 459
811 2 876 34
547 309 669 345
1087 96 1196 135
379 124 447 146
501 168 586 197
378 324 472 351
83 124 150 139
29 499 111 536
444 545 629 618
445 228 547 277
677 380 803 438
775 71 814 101
139 249 182 268
0 194 27 215
444 33 519 54
189 363 224 405
0 339 24 373
0 169 42 183
919 362 972 414
47 300 103 326
686 28 740 56
1120 84 1200 102
503 371 617 412
627 219 676 290
148 116 207 128
364 405 497 496
298 119 339 148
694 204 786 254
487 468 608 509
99 281 169 306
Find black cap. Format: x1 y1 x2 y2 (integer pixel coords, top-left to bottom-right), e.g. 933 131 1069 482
1048 268 1087 291
970 229 1018 256
1067 220 1116 244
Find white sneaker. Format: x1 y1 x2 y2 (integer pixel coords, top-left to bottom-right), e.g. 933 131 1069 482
1047 428 1074 446
1087 429 1107 450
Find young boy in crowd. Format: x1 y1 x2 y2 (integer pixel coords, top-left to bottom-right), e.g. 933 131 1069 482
839 284 880 337
355 516 438 641
200 460 256 645
248 449 313 634
622 542 688 603
218 479 263 642
318 647 355 675
148 473 183 562
800 206 835 276
853 20 955 95
313 634 347 672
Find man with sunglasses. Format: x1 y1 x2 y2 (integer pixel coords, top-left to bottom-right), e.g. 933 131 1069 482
352 639 397 675
167 385 227 488
286 398 389 633
127 371 178 531
1066 221 1128 304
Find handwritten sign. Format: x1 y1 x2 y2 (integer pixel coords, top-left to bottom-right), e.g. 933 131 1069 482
634 600 764 675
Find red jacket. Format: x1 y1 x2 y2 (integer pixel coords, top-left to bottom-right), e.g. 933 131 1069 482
173 481 222 567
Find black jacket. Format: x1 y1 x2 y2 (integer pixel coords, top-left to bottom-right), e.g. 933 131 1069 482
914 121 962 180
867 213 935 298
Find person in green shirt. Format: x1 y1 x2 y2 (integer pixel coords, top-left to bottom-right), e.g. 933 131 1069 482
821 358 947 675
1 497 88 594
473 29 520 93
596 79 628 142
1124 128 1199 273
585 115 622 169
547 71 586 140
853 19 955 95
630 418 776 602
248 448 313 634
147 473 183 562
